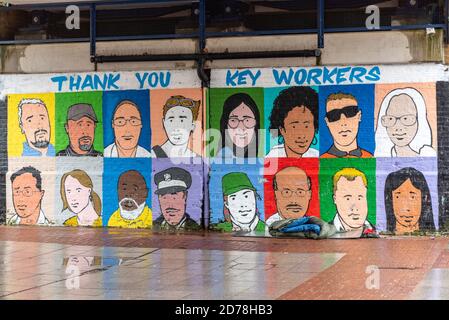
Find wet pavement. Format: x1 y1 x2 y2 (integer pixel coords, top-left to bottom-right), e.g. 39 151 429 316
0 225 447 300
0 241 343 300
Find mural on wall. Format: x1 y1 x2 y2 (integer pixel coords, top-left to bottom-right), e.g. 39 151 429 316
1 70 204 228
208 65 444 234
0 65 448 235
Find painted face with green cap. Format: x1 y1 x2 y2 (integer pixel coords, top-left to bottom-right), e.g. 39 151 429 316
222 172 258 227
225 189 257 225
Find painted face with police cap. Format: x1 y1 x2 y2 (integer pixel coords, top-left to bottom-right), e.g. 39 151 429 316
117 170 148 220
154 167 192 226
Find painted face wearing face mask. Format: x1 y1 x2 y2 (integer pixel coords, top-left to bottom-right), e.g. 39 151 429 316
118 197 146 220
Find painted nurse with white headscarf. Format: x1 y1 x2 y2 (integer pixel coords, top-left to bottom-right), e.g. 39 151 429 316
375 87 436 157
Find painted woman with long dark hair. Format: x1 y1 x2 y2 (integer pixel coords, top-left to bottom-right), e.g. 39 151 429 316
384 167 435 234
216 93 260 158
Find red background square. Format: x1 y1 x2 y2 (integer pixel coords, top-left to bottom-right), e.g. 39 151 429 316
264 158 320 221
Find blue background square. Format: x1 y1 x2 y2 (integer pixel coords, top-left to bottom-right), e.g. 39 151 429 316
102 158 152 225
102 90 151 153
209 160 264 224
318 84 375 156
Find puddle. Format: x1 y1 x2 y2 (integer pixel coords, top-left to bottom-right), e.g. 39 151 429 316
62 256 138 269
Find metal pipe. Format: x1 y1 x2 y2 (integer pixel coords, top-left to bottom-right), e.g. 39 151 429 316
0 0 196 10
325 24 447 33
0 33 198 46
205 29 318 38
444 0 449 44
93 49 320 63
317 0 324 48
196 0 208 87
90 4 96 60
198 0 206 53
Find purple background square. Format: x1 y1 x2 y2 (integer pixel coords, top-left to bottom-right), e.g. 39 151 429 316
151 158 204 224
376 157 438 231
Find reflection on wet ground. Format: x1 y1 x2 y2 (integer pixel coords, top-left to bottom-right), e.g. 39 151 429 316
410 269 449 299
0 240 344 300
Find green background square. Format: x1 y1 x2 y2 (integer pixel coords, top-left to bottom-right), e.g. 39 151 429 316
206 87 265 157
55 91 104 154
319 158 376 225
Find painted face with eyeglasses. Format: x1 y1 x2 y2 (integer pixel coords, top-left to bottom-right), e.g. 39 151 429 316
382 94 418 148
227 103 257 149
325 98 361 148
273 167 311 219
12 172 44 219
112 102 142 151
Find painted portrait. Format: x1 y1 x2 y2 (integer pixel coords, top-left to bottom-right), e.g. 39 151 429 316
55 91 103 157
265 86 319 158
103 158 152 229
103 90 151 158
319 84 375 158
264 158 319 228
319 158 376 232
152 159 203 231
60 170 102 227
377 158 438 234
375 83 437 157
6 157 56 226
209 161 264 232
55 157 103 227
7 93 56 157
150 89 203 158
207 88 264 159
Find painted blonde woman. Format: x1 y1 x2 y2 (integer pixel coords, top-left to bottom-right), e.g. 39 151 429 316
60 169 102 227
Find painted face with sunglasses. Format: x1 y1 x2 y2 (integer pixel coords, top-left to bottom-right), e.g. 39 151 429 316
323 94 371 158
